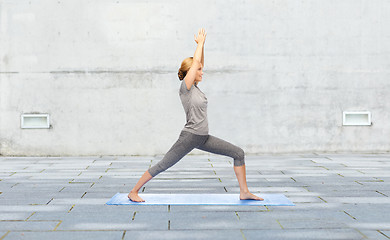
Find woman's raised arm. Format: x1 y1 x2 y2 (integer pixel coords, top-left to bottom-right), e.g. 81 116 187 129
184 28 206 90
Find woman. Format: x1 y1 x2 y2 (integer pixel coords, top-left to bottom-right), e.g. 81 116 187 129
129 28 263 202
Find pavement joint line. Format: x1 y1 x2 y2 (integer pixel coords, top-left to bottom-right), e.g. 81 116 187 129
105 168 110 172
337 173 344 177
9 172 16 176
132 211 136 221
213 170 217 175
374 176 383 180
59 187 65 192
290 177 297 182
302 186 310 192
353 228 368 239
81 192 87 198
85 166 90 170
341 163 348 167
280 170 285 175
142 187 145 192
378 230 390 239
99 176 103 179
68 205 75 213
168 220 170 230
69 179 74 183
310 160 317 163
376 190 388 197
355 181 364 185
25 212 36 221
235 211 240 220
78 172 82 176
318 166 329 170
368 179 384 182
168 205 170 212
11 183 19 188
240 229 246 240
121 230 126 240
256 209 270 212
218 178 222 182
46 198 54 205
224 187 228 192
90 182 95 188
357 170 366 174
343 211 357 220
0 231 10 240
53 220 62 231
39 169 45 173
264 206 270 211
318 196 327 203
276 219 284 229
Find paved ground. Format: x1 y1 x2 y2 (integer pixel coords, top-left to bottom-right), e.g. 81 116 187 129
0 153 390 240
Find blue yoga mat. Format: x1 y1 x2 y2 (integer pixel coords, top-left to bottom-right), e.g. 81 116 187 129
106 193 295 206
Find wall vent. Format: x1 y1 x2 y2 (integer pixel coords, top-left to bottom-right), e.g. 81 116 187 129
343 111 371 126
21 113 50 129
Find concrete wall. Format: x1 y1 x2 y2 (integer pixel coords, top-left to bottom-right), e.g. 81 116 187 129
1 0 390 156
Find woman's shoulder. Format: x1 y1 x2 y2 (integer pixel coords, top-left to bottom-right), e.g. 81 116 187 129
179 80 193 94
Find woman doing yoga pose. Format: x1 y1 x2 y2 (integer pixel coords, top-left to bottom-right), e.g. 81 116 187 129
128 28 263 202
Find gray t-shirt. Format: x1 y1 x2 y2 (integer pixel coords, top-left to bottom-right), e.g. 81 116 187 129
179 80 209 135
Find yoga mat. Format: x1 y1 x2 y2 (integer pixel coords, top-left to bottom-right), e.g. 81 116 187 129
106 193 295 206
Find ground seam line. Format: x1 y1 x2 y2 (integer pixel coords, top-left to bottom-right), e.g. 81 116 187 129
0 231 10 240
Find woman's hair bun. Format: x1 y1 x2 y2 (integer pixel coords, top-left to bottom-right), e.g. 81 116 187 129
178 70 185 81
178 57 193 81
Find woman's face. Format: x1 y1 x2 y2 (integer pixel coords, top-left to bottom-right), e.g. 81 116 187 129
195 64 203 84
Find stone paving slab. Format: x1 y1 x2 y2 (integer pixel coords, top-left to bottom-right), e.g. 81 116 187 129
0 212 33 221
0 154 390 239
243 229 366 240
123 230 243 240
168 212 247 230
4 231 124 240
0 221 60 231
169 205 268 212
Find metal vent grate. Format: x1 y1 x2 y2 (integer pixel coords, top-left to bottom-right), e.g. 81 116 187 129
21 114 50 129
343 111 371 126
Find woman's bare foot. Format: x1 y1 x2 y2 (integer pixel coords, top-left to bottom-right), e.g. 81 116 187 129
128 191 145 202
240 191 264 201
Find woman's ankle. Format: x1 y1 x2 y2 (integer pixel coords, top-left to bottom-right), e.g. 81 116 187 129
240 189 250 194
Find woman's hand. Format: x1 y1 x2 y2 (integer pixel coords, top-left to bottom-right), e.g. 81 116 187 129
194 28 206 45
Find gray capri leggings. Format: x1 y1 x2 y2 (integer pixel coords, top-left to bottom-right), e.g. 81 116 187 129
148 130 245 177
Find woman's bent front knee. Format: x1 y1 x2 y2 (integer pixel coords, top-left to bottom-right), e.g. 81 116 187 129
233 148 245 166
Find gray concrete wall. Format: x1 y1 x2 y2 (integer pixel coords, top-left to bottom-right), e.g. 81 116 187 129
1 0 389 156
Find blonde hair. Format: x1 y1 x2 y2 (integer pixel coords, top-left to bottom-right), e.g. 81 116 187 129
178 57 193 81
